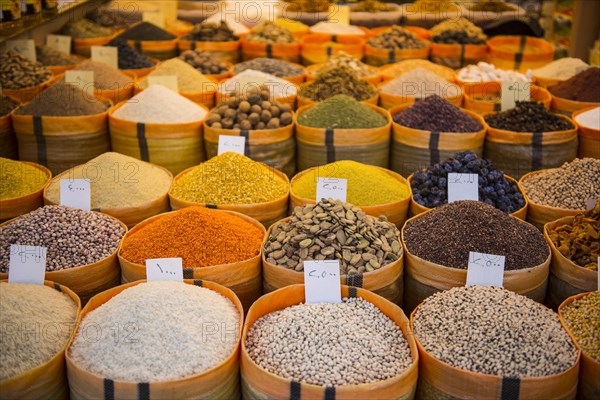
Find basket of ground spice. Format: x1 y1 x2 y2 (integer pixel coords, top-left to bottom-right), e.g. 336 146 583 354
295 95 391 170
178 20 241 63
105 37 158 78
118 207 265 310
297 67 378 108
273 18 309 39
379 68 462 110
410 286 579 400
401 201 551 313
429 18 488 68
0 281 80 399
233 58 306 85
180 49 232 82
305 52 381 86
487 36 555 72
242 284 418 398
408 151 528 219
0 95 20 159
110 85 209 175
463 83 552 115
0 51 54 102
299 34 365 66
0 158 51 220
483 101 578 179
35 44 86 76
62 19 115 57
389 96 486 176
263 198 405 304
289 160 411 227
519 158 600 230
204 85 296 177
44 152 172 228
532 57 590 89
216 70 298 110
350 0 403 28
558 292 600 400
169 152 290 227
549 67 600 117
364 26 430 67
0 205 126 303
135 58 219 108
12 82 111 175
572 106 600 159
241 22 300 63
115 21 178 60
66 280 242 399
379 59 456 83
544 202 598 310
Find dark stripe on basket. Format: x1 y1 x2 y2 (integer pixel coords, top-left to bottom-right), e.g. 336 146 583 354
429 131 440 164
290 380 301 400
193 279 203 287
33 116 47 167
266 44 273 58
348 286 358 298
138 382 150 400
104 379 114 400
183 268 194 279
345 273 363 288
514 35 526 70
325 129 335 163
136 123 149 161
53 282 62 292
239 129 251 156
501 376 520 400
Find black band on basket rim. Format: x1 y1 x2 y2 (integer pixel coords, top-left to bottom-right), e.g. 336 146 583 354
459 44 466 67
325 386 336 400
290 380 301 400
136 122 150 162
190 41 196 50
325 129 335 163
134 41 142 52
205 203 218 209
429 131 441 164
266 43 273 58
345 273 363 288
92 207 102 212
531 131 543 171
53 282 61 292
501 376 521 400
183 268 194 279
388 49 396 64
331 34 337 42
104 378 115 400
348 286 358 298
326 46 333 58
138 382 150 400
493 103 501 112
514 35 526 70
33 115 47 167
239 129 251 156
193 279 203 287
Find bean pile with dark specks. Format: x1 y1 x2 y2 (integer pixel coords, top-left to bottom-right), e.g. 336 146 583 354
403 201 549 270
413 286 578 377
246 297 413 386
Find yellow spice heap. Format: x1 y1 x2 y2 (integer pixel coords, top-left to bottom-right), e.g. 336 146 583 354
273 18 308 32
292 160 409 206
0 158 49 200
171 152 289 204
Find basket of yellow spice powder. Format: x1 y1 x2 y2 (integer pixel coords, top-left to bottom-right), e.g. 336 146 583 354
0 158 51 220
290 160 411 227
118 206 265 311
170 152 289 227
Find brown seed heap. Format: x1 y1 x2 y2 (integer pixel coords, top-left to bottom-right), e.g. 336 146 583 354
0 51 52 89
264 199 402 275
179 50 229 75
299 66 376 102
185 21 238 42
561 291 600 362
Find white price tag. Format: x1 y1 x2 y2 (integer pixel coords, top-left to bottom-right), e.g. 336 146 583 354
6 40 36 62
46 34 72 54
501 80 530 111
65 70 95 97
60 179 91 211
8 245 46 285
304 260 341 304
146 258 183 282
143 10 165 28
447 173 479 203
91 46 118 70
316 177 347 202
587 198 597 211
466 251 505 287
218 135 246 155
147 75 178 93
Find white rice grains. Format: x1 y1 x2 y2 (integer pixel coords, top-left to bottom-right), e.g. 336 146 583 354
68 281 240 382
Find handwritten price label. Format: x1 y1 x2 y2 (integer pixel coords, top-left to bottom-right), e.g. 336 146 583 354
65 70 95 97
501 80 530 111
6 40 36 62
447 173 479 203
60 179 91 211
46 34 72 54
218 135 246 155
304 260 341 304
466 251 505 287
146 258 183 282
147 75 178 93
8 245 46 285
316 177 347 202
91 46 118 70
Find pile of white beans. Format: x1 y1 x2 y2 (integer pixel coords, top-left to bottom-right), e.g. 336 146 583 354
458 62 532 82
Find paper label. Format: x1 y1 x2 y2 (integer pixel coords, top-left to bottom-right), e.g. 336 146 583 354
447 173 479 203
501 80 530 111
8 245 46 285
6 39 36 62
65 70 94 97
146 258 183 282
46 34 72 54
142 10 165 28
218 135 246 155
316 177 347 202
328 4 350 25
466 251 505 287
304 260 341 304
147 75 178 93
91 46 118 70
60 179 91 211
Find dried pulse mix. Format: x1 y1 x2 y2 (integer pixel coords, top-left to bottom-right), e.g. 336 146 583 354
0 51 52 89
297 95 387 129
367 26 426 50
61 19 113 38
430 18 487 44
180 50 229 75
299 67 376 102
246 22 295 44
234 58 304 78
561 291 600 362
292 160 409 206
184 21 238 42
137 58 217 92
311 52 376 78
0 157 49 199
381 68 461 98
171 152 288 204
120 207 263 268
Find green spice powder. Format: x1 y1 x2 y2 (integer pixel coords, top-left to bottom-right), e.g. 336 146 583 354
297 95 387 129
